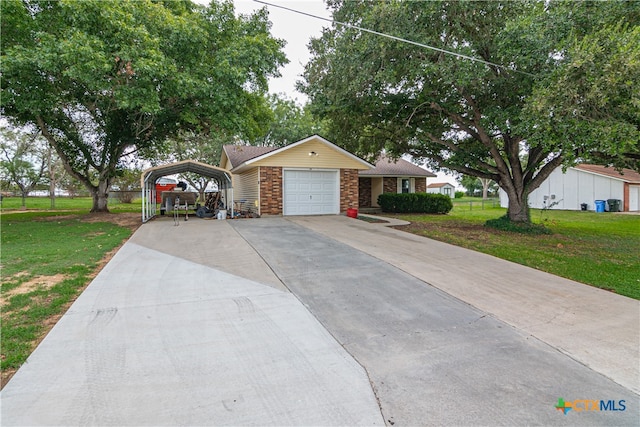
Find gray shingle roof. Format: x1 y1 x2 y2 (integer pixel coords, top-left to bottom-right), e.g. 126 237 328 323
359 156 436 177
223 145 277 169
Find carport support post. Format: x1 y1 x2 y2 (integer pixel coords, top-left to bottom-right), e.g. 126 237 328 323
142 172 156 223
141 181 147 223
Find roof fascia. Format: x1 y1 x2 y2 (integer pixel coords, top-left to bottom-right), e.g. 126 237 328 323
571 167 632 183
359 174 433 178
240 135 373 169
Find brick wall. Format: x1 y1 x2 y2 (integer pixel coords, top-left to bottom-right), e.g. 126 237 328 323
415 177 427 193
358 178 372 207
340 169 359 212
383 177 397 193
259 166 282 215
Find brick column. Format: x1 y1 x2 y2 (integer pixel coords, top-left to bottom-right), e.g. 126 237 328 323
358 177 372 207
259 166 283 215
340 169 359 212
623 182 629 212
415 177 427 193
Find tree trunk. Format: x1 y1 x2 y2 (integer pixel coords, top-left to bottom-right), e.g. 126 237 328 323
91 179 110 212
48 148 56 209
505 188 530 223
480 178 490 199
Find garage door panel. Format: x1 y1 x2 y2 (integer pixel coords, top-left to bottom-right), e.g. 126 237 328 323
284 170 339 215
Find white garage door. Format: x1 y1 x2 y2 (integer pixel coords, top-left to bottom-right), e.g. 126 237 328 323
283 170 339 215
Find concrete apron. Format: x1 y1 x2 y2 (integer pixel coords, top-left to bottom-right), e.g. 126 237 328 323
0 219 384 426
231 217 639 426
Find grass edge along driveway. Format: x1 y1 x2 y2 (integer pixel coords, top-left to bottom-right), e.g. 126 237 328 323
0 211 138 388
391 207 639 300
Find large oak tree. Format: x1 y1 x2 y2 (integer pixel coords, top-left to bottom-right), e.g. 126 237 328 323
301 0 639 223
1 0 286 211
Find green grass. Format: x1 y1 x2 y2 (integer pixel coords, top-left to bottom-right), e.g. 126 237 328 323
0 211 133 379
394 204 640 299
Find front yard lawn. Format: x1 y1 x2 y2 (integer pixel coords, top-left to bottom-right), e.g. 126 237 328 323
0 211 139 387
392 206 640 299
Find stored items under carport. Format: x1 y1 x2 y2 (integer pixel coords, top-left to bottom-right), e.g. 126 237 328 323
160 191 198 215
196 192 223 218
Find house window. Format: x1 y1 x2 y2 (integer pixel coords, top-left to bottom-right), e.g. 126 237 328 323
443 187 451 196
402 179 410 194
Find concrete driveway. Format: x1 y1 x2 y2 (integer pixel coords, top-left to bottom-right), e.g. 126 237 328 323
232 217 639 426
2 215 638 426
1 218 383 426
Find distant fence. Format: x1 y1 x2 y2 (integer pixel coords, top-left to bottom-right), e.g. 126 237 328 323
0 191 141 204
452 198 500 210
108 190 141 204
1 190 93 198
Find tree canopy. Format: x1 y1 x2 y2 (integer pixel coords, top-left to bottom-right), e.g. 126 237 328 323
1 0 286 211
252 94 328 147
301 0 639 222
0 124 48 206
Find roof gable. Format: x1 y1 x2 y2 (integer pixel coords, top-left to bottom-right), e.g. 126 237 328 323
359 155 436 177
225 135 372 172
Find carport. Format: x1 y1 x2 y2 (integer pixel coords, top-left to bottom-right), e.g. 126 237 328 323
140 160 233 223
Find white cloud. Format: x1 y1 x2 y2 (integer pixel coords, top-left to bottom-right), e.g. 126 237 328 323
233 1 331 102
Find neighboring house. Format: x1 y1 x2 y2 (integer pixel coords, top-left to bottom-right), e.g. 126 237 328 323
358 156 436 208
427 182 456 199
220 135 373 216
499 164 640 212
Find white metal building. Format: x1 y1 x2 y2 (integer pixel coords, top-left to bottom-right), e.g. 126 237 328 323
499 164 640 212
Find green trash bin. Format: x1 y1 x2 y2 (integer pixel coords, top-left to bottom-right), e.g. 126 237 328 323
607 199 621 212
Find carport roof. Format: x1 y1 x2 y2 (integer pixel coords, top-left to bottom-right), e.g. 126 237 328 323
141 160 231 187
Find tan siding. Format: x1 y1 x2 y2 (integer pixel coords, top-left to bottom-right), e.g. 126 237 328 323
222 158 233 170
233 168 259 213
251 139 368 170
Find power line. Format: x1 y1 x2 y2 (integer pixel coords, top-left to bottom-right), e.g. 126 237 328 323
253 0 535 77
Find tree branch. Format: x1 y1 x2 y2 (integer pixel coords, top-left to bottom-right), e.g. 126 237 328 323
36 115 97 192
527 153 564 193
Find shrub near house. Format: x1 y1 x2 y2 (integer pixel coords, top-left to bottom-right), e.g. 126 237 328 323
378 193 453 214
